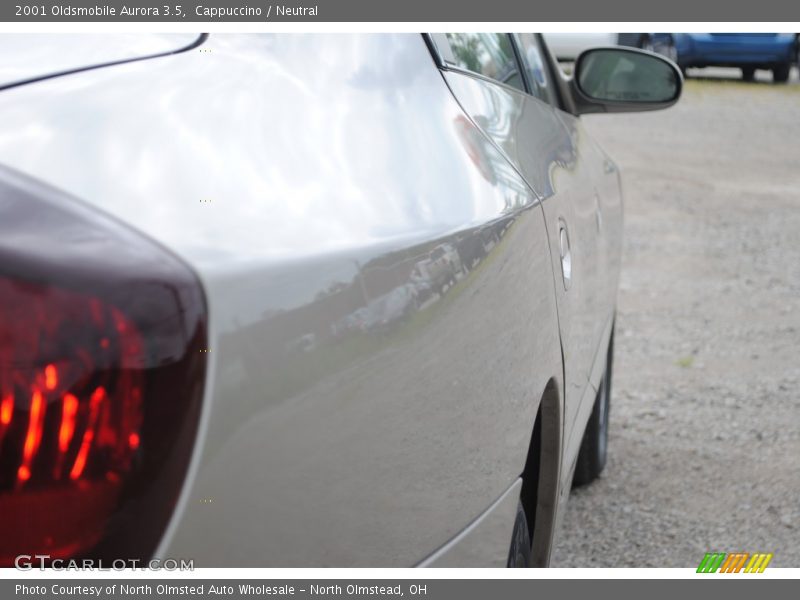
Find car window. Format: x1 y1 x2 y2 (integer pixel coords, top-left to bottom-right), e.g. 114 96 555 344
435 33 526 93
514 33 557 106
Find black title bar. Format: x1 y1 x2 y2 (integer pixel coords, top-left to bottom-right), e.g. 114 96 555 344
4 0 800 22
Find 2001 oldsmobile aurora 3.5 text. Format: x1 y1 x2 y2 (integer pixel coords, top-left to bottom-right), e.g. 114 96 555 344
0 33 680 567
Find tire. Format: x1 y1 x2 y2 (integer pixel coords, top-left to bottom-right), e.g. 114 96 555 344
742 67 756 82
573 334 613 487
795 35 800 66
507 501 532 568
772 63 790 83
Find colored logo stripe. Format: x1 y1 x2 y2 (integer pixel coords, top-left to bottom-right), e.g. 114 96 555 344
719 553 749 573
744 553 773 573
697 553 726 573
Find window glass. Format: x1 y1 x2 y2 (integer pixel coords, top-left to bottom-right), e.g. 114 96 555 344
515 33 556 105
442 33 525 92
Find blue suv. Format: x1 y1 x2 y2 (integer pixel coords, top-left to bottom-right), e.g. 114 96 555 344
673 33 798 83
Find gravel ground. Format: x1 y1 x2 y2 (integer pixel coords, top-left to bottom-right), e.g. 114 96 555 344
550 67 800 567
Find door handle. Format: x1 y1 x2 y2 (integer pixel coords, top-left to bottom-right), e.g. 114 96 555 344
558 221 572 291
594 192 603 232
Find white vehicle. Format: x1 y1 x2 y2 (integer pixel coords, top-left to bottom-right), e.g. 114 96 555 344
543 33 618 61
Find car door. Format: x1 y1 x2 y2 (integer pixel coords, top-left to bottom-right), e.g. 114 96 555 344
515 33 622 467
430 33 608 473
514 33 619 444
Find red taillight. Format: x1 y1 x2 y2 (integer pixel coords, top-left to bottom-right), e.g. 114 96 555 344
0 166 208 566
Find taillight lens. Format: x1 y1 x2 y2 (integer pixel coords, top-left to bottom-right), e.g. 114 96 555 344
0 281 145 559
0 167 207 565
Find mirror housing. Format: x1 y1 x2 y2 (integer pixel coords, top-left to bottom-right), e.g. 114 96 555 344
570 47 682 115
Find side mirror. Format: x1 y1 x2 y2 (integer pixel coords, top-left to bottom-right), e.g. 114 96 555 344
571 47 682 115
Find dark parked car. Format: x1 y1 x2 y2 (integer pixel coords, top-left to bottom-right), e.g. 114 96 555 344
0 33 680 568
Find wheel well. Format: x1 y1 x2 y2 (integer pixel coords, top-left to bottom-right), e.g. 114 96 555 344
519 410 541 542
518 378 562 566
